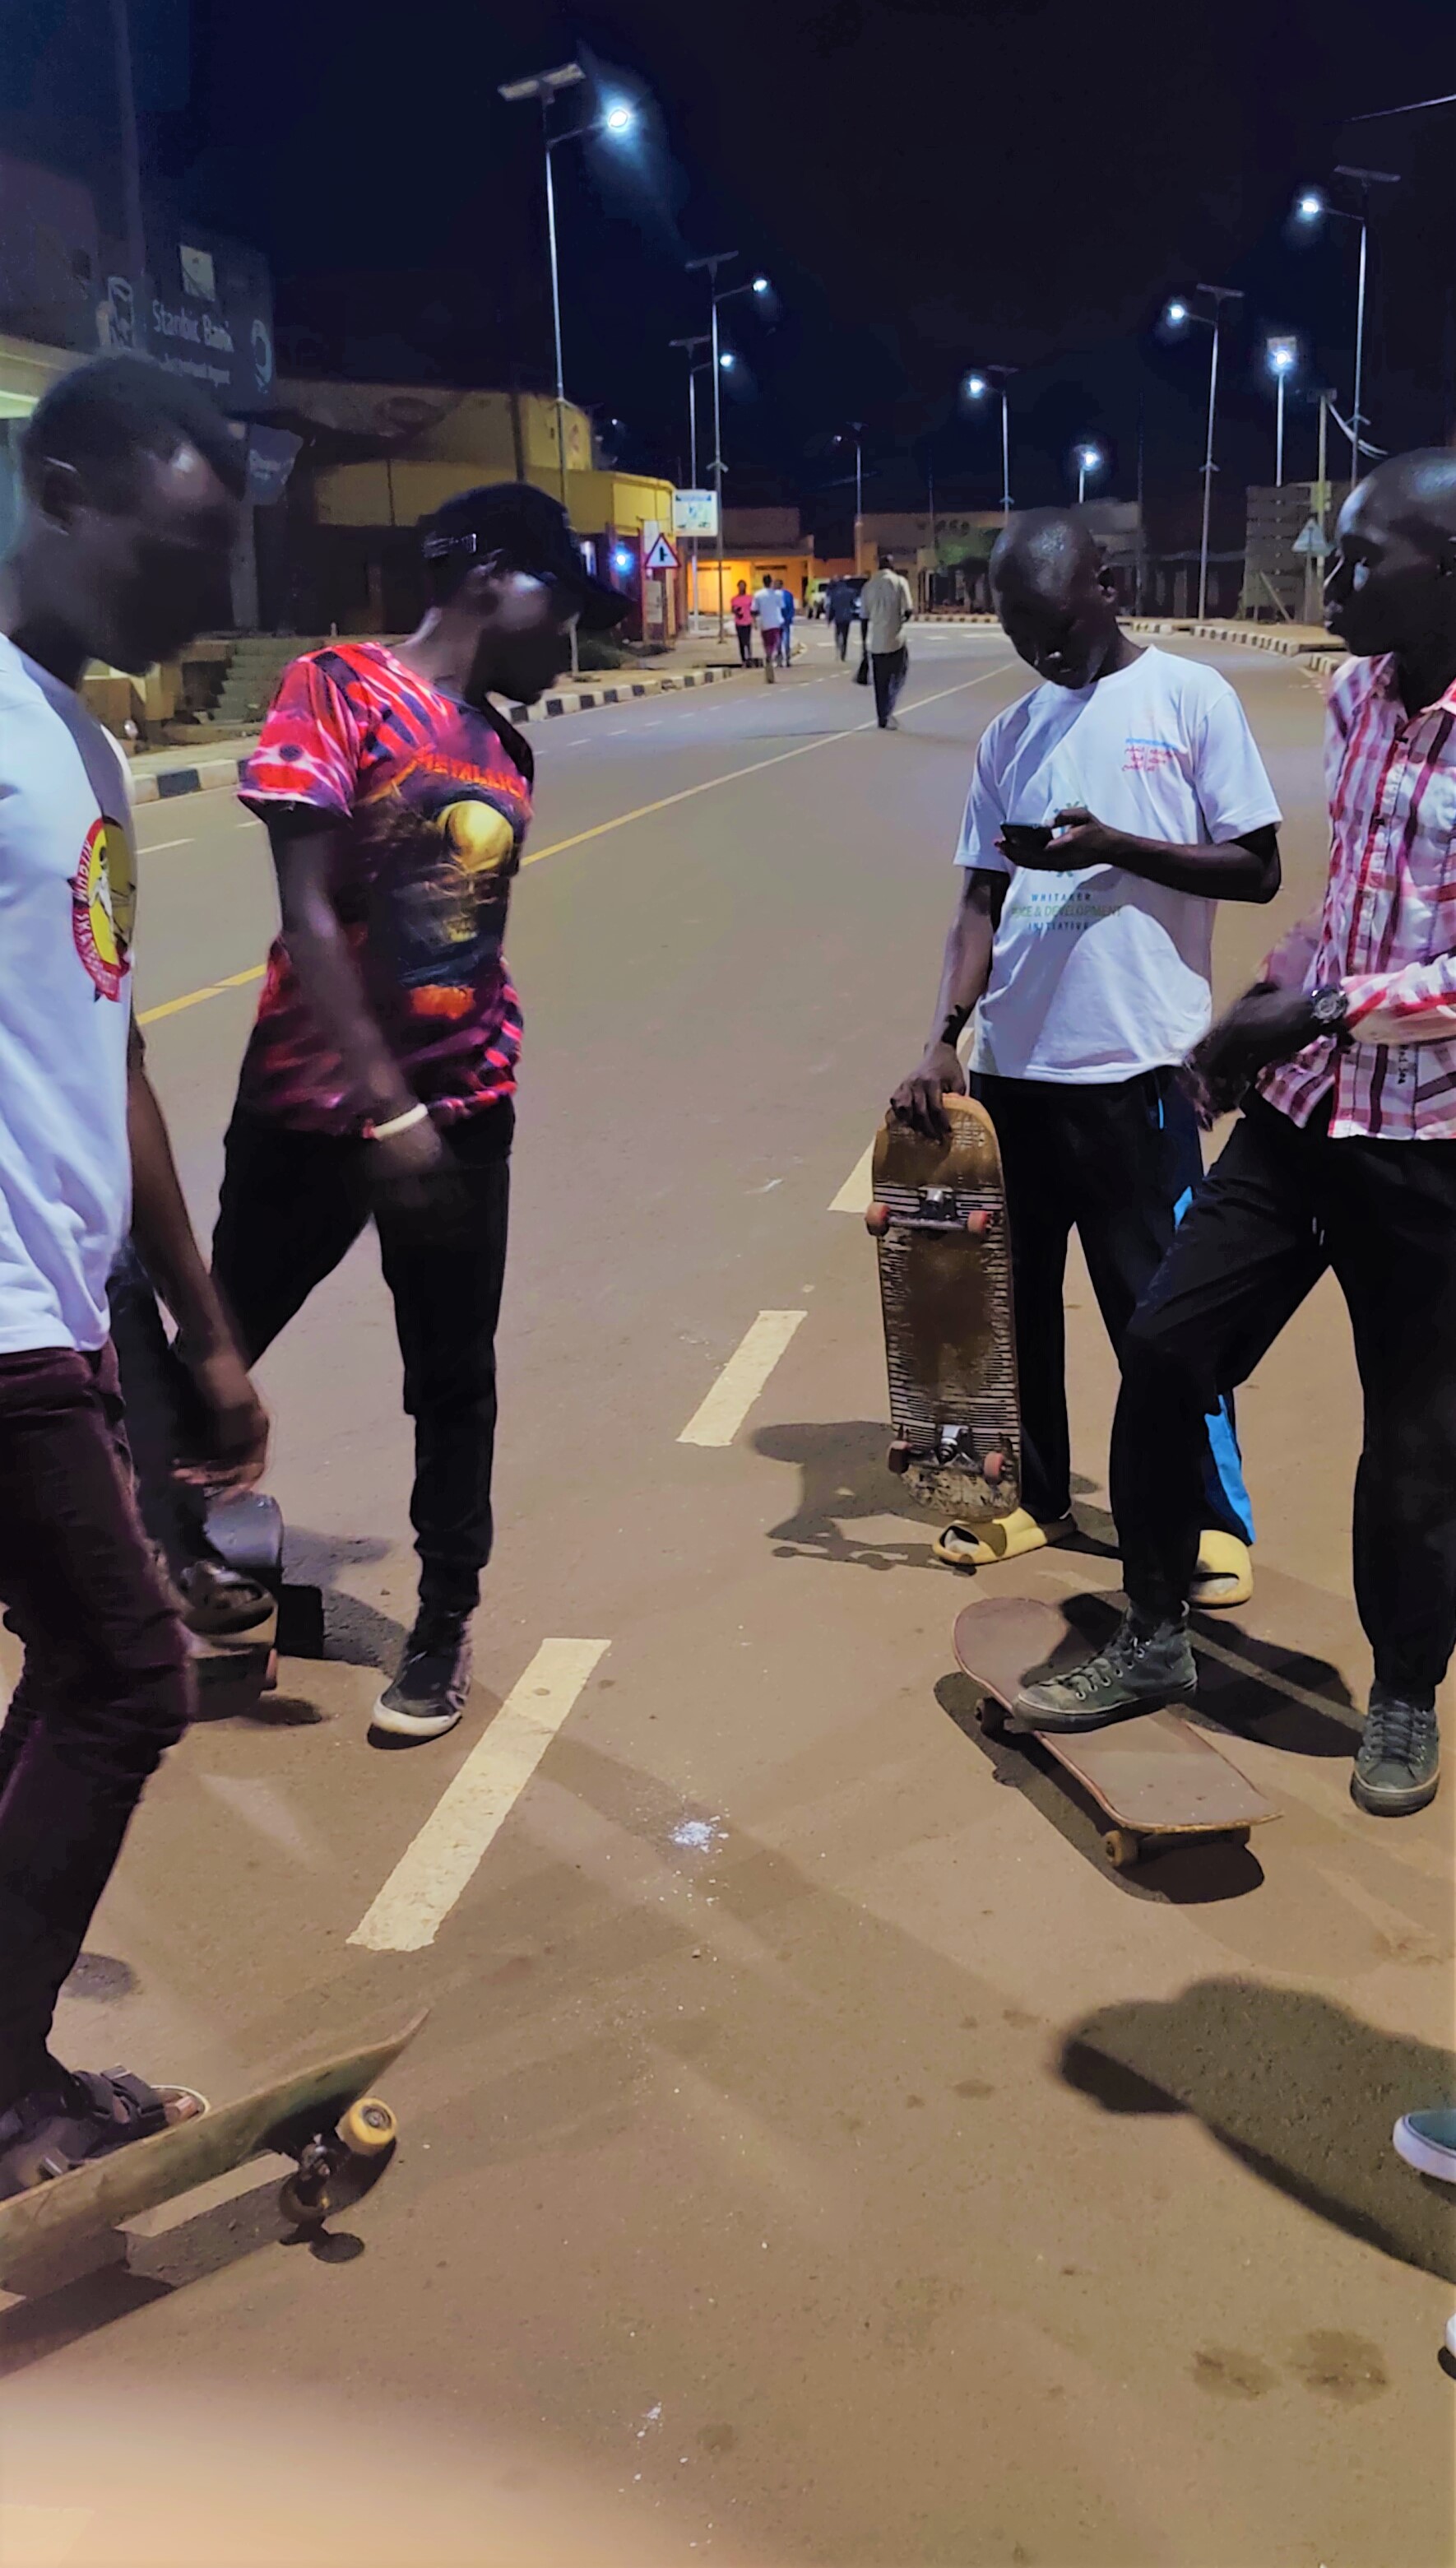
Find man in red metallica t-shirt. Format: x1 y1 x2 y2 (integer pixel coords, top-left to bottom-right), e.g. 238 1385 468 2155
215 484 626 1740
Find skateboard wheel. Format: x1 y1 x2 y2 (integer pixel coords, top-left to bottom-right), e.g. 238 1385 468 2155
279 2171 332 2227
262 1647 279 1693
976 1692 1007 1739
340 2097 397 2159
983 1449 1005 1485
865 1201 891 1235
1103 1827 1141 1872
965 1208 992 1236
887 1441 912 1475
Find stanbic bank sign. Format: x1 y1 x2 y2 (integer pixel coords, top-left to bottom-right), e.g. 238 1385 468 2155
99 230 276 409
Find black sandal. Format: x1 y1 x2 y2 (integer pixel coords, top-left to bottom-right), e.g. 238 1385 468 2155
0 2066 206 2199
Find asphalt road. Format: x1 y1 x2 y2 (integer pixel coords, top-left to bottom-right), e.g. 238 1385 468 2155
2 625 1451 2566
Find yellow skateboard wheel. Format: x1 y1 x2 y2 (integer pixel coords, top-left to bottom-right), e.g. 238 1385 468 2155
340 2097 397 2158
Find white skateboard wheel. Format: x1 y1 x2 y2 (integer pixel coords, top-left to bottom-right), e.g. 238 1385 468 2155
1446 2312 1456 2361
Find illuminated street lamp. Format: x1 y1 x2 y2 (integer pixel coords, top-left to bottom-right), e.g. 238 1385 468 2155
498 63 638 513
686 253 775 637
964 365 1016 515
1266 337 1297 487
1075 443 1103 505
1164 285 1244 619
1293 167 1398 482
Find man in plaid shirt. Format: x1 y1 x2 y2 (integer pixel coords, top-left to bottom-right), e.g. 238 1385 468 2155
1018 449 1456 1817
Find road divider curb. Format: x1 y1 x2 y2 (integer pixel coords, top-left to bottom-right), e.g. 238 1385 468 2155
129 664 745 803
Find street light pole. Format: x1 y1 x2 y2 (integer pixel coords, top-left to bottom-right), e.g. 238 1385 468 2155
687 253 771 641
670 332 711 632
540 101 569 513
964 366 1016 515
1168 285 1242 621
1335 167 1398 483
500 66 639 667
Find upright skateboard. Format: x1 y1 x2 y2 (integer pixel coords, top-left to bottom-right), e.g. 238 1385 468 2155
867 1097 1021 1518
0 2011 427 2296
953 1595 1280 1871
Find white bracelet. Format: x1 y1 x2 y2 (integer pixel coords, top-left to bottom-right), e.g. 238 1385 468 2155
366 1101 429 1142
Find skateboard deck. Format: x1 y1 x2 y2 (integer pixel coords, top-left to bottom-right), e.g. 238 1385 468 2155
953 1596 1279 1870
0 2008 427 2295
869 1097 1020 1518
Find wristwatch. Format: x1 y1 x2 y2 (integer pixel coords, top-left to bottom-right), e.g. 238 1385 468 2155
1309 984 1350 1037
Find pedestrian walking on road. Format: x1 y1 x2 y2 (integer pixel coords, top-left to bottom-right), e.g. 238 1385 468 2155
860 552 914 727
730 578 754 666
892 508 1279 1603
780 580 796 665
754 573 784 680
0 355 269 2200
1018 453 1456 1821
214 483 628 1743
827 577 856 661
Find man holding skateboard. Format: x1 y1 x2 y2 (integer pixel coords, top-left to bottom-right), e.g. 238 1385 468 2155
892 510 1282 1605
0 355 268 2198
1021 453 1456 1819
214 483 626 1741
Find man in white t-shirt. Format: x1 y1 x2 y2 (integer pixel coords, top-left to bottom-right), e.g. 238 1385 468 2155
753 574 785 679
892 511 1282 1602
860 553 915 728
0 355 267 2200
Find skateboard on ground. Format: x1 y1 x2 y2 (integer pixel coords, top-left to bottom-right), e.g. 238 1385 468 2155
867 1096 1021 1518
952 1595 1280 1871
0 2010 427 2296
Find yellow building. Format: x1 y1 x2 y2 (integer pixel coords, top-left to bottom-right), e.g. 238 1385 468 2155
285 380 682 637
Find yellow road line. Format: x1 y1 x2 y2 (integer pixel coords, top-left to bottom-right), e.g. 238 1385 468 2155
521 662 1013 869
140 658 1016 1028
138 964 266 1026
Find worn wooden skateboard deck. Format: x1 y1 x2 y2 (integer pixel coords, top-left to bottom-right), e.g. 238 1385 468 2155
953 1596 1279 1870
0 2009 428 2295
868 1098 1020 1519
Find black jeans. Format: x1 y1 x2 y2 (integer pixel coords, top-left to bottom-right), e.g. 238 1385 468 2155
832 619 852 661
735 623 753 665
1113 1095 1456 1697
213 1102 512 1616
0 1342 192 2108
975 1067 1251 1540
871 647 908 725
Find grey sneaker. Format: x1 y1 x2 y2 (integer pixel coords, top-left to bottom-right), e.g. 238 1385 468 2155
1352 1687 1440 1816
372 1614 472 1741
1393 2108 1456 2182
1016 1611 1197 1732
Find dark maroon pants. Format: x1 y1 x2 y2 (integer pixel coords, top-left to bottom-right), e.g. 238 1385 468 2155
0 1343 192 2111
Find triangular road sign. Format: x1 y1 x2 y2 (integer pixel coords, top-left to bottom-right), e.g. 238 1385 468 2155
643 532 679 573
1292 517 1328 557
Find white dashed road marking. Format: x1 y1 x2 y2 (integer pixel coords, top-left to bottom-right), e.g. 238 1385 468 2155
349 1638 610 1953
829 1140 875 1214
678 1309 807 1447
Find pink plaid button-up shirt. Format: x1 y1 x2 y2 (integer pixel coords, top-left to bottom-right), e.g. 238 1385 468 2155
1260 651 1456 1140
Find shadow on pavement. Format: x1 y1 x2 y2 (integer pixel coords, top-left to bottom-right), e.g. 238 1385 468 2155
752 1420 941 1572
1060 1977 1456 2283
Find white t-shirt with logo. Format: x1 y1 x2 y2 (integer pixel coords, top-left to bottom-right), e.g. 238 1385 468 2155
0 635 136 1353
957 647 1282 1082
754 585 785 631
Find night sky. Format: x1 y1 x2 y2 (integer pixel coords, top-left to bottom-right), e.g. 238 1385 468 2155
4 0 1456 543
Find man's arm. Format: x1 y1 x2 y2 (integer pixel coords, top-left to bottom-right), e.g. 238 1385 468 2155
889 869 1006 1139
1022 811 1281 903
265 816 462 1221
126 1025 268 1484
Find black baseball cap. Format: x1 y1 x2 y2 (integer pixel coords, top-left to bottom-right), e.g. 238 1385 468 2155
421 480 630 632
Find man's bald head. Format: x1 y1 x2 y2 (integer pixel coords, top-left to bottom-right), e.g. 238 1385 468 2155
989 508 1124 689
990 508 1103 598
1327 447 1456 664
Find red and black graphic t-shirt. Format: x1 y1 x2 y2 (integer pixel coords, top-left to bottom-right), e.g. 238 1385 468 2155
237 642 533 1132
